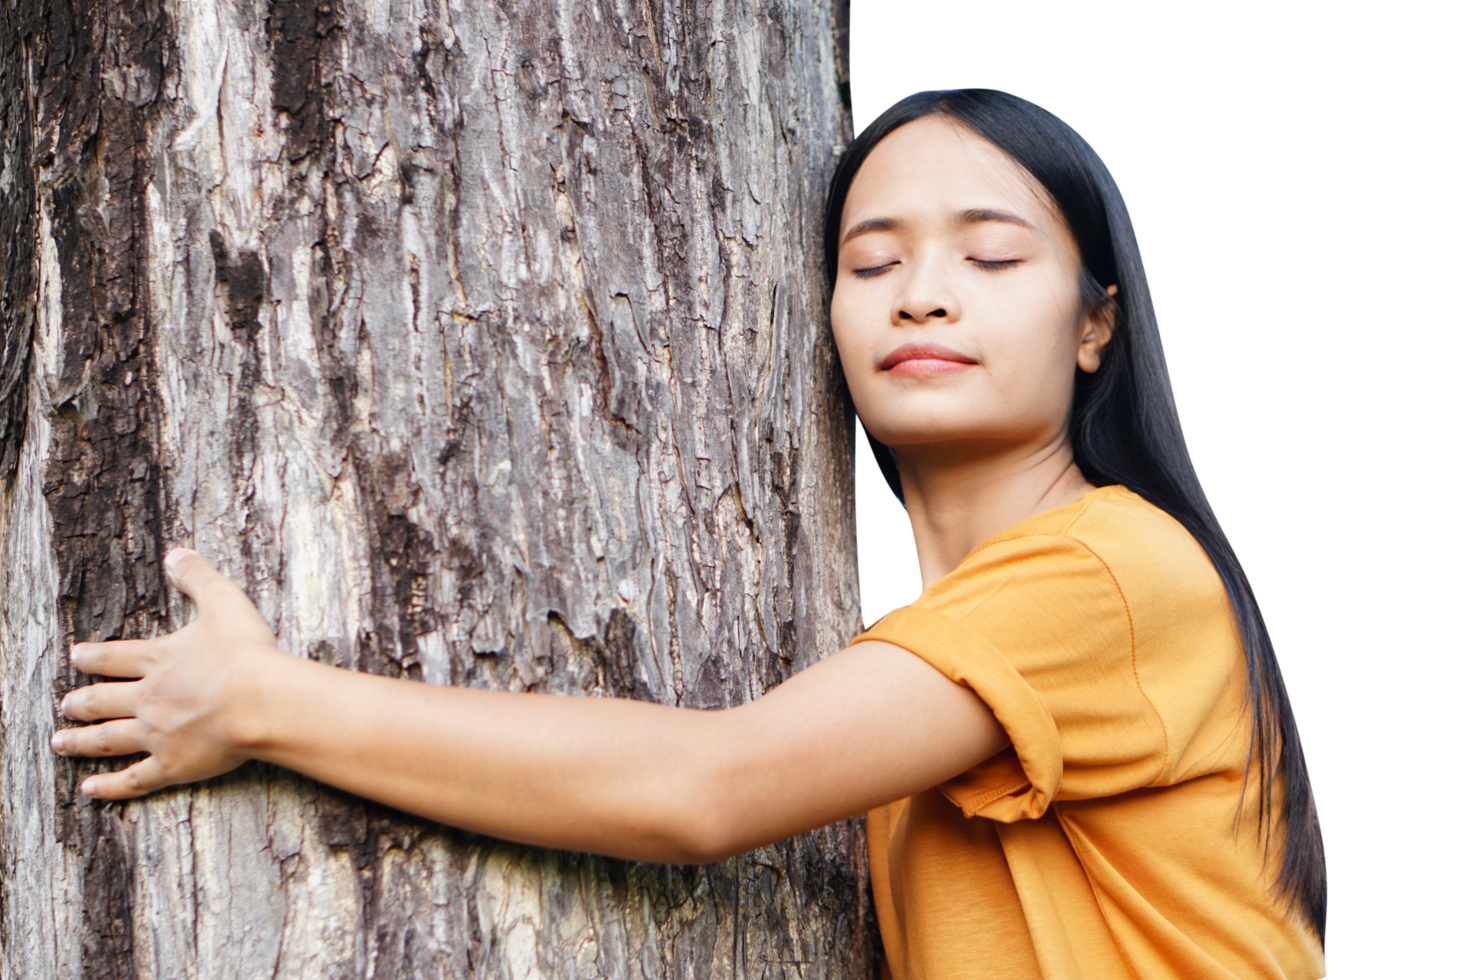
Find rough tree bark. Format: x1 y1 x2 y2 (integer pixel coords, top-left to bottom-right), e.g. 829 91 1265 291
0 0 868 976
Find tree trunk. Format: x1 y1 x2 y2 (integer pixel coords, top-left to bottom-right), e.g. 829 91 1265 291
0 0 869 976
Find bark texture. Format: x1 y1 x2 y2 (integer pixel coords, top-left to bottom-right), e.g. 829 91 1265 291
0 0 867 976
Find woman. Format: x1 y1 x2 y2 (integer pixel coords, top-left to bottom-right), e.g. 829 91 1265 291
52 90 1325 978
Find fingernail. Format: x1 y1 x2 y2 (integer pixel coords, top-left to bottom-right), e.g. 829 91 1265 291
80 778 97 797
50 732 64 752
164 549 187 574
59 693 70 712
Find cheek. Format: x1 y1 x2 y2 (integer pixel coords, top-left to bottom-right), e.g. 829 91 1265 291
987 277 1084 375
827 294 871 383
976 299 1084 418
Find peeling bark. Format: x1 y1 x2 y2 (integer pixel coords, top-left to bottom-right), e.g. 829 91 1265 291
1 0 868 976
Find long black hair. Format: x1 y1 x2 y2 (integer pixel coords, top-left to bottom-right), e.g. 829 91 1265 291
824 90 1325 941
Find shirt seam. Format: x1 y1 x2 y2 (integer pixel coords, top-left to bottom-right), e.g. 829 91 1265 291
966 499 1171 788
956 777 1033 818
1063 535 1172 788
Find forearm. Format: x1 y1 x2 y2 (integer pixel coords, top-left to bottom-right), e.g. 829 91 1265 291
244 654 725 862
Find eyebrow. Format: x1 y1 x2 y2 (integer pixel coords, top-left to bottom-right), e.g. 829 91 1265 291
839 208 1035 247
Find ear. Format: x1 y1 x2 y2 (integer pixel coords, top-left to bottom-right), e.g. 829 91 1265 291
1077 284 1118 374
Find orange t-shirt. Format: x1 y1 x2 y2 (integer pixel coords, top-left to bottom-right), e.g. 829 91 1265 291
856 486 1324 980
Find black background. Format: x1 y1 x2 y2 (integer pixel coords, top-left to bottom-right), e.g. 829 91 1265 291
840 13 1346 940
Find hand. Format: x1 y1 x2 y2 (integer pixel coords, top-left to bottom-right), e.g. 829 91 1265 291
51 548 290 800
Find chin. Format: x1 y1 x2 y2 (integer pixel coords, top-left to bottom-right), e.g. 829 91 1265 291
867 426 996 451
859 406 989 445
866 416 1059 456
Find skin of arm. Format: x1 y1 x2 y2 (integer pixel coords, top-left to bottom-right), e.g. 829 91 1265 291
52 549 1009 865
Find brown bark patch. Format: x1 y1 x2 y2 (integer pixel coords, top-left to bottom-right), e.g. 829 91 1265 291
30 1 175 975
0 2 36 482
269 0 342 162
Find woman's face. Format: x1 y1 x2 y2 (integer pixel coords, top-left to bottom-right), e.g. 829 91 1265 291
830 116 1111 458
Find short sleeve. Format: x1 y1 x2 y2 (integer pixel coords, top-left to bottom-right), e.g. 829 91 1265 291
856 531 1176 822
858 604 1069 821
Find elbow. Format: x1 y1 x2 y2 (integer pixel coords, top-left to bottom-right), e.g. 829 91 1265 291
652 793 746 865
657 834 732 867
682 824 751 866
619 712 771 865
642 767 755 865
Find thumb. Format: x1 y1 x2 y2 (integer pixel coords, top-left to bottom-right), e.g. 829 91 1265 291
163 549 273 637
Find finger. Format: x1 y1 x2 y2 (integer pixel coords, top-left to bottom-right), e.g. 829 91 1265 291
60 680 141 722
52 719 149 759
71 639 161 678
164 549 274 639
81 756 171 801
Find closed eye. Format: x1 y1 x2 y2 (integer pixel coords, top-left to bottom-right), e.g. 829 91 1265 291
851 262 897 279
971 258 1022 271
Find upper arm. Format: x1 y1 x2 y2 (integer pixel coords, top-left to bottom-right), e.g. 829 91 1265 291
694 640 1009 860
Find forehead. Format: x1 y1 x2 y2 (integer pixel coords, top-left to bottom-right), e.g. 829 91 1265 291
840 116 1065 240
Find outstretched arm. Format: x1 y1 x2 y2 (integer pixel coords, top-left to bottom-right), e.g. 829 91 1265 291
52 550 1007 864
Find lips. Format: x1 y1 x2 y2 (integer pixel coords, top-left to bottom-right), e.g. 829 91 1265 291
879 343 978 377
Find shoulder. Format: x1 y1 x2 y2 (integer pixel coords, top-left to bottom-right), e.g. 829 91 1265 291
1058 486 1216 579
913 486 1222 624
898 487 1241 712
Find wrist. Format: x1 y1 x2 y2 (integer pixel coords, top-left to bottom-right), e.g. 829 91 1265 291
223 646 307 760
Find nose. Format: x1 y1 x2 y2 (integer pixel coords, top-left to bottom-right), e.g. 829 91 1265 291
893 256 960 325
899 303 950 322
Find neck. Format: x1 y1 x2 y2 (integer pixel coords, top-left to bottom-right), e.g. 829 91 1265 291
896 432 1095 589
